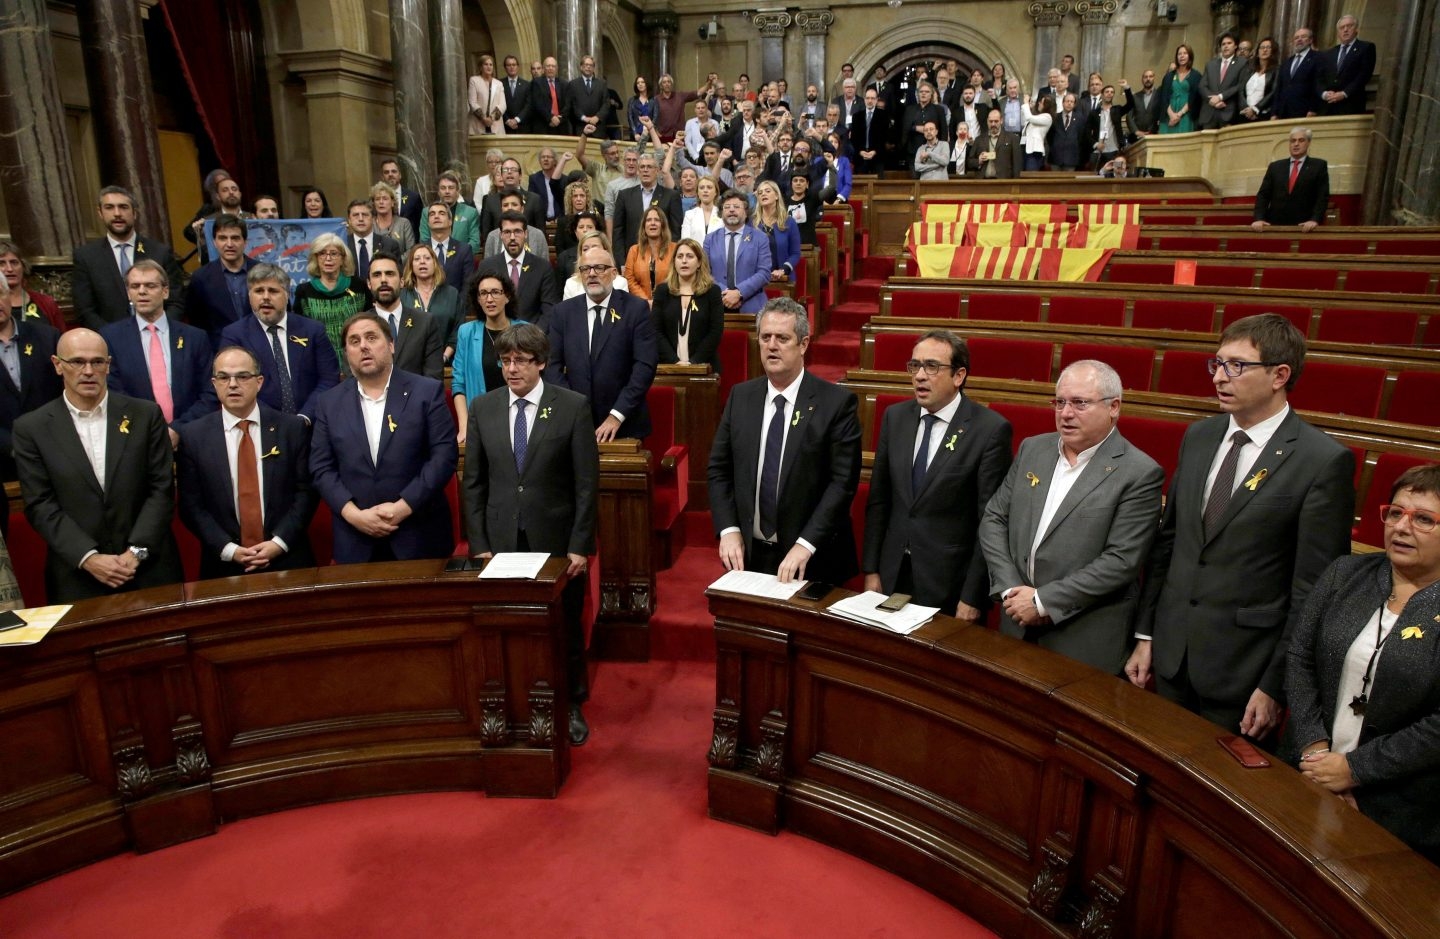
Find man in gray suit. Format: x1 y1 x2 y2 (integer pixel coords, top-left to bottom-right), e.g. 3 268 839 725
1128 314 1354 740
979 360 1164 674
1198 33 1250 128
864 330 1011 620
463 323 599 746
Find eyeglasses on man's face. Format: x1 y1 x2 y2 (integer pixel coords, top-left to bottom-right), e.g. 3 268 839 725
904 359 955 376
1206 357 1281 378
58 357 111 370
212 372 261 385
1050 396 1114 412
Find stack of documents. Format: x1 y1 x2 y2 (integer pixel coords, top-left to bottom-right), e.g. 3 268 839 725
707 570 807 601
826 592 938 635
0 605 71 647
477 553 551 579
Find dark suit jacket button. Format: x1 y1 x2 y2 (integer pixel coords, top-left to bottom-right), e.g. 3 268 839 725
1190 599 1199 607
517 485 524 492
1198 560 1207 567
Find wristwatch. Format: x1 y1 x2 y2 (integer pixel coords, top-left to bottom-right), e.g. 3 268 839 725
128 546 149 562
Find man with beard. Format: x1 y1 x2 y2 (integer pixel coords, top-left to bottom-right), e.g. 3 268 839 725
72 186 183 330
365 251 443 379
187 173 248 264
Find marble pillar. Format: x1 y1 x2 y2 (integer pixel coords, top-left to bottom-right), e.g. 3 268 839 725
794 11 833 93
1211 1 1241 40
1362 0 1438 225
751 12 792 86
431 0 467 177
642 13 678 79
73 0 170 241
555 0 582 79
1029 1 1070 100
1271 0 1318 51
1075 0 1117 83
0 0 84 258
391 0 438 196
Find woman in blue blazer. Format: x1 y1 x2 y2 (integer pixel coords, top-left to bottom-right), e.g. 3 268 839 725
450 270 526 443
750 181 800 284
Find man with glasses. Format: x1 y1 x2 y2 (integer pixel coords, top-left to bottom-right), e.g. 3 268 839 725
1129 314 1353 740
12 328 184 601
177 346 317 578
477 211 559 329
463 323 599 745
863 331 1012 620
545 241 655 442
100 259 216 450
979 360 1164 674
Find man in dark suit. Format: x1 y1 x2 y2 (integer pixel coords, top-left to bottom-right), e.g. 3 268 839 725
0 275 62 489
464 322 598 745
853 88 891 175
955 86 991 144
611 152 682 271
101 260 216 449
218 263 340 425
1129 70 1164 136
310 312 459 563
1199 33 1250 128
1085 82 1134 168
970 110 1023 179
1047 93 1086 170
71 186 183 331
980 361 1165 675
183 214 255 345
344 199 401 283
760 130 800 187
476 212 559 328
13 328 184 601
567 54 610 136
365 251 443 379
530 55 571 134
865 331 1012 619
500 54 532 133
177 345 317 579
708 296 860 584
1128 314 1355 739
1317 14 1375 115
1251 127 1329 232
900 82 947 169
1059 55 1082 96
704 191 774 314
865 64 897 112
479 163 546 241
527 149 566 222
380 159 423 235
546 241 656 441
424 201 477 291
1273 27 1322 119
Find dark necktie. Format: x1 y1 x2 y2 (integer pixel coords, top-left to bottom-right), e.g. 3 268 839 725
759 393 785 539
1203 429 1251 537
388 313 400 355
267 325 295 413
726 231 738 286
1338 44 1348 68
513 399 529 472
590 304 604 358
912 413 939 495
236 419 264 547
356 238 369 280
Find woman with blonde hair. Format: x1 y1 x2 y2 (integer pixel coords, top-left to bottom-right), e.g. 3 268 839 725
557 178 602 256
400 243 462 363
293 232 369 363
650 238 723 370
370 182 415 254
680 175 724 243
468 54 506 135
622 205 675 302
751 180 799 283
562 231 630 300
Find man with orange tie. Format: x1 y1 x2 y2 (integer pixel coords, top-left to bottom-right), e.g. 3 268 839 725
1251 127 1329 232
101 259 216 449
177 346 317 578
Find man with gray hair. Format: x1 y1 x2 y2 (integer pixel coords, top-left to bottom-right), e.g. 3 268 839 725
707 296 860 584
1251 127 1329 232
1317 14 1375 116
979 360 1164 674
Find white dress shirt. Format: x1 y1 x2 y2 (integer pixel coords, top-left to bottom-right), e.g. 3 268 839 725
218 404 290 561
912 393 962 473
64 391 109 493
1024 429 1115 621
1330 605 1399 753
107 234 138 275
1202 405 1290 506
508 378 544 451
358 372 392 465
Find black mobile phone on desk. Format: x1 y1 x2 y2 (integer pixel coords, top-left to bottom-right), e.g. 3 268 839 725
796 581 833 602
444 557 472 573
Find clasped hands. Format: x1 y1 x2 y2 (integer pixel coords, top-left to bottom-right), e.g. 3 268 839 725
1002 584 1050 627
343 499 413 538
82 551 140 588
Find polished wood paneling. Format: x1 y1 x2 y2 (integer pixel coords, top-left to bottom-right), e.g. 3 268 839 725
707 590 1440 938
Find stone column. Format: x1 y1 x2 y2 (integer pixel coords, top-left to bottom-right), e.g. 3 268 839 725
751 12 792 86
431 0 467 176
555 0 582 79
1211 0 1241 40
0 0 84 257
1028 1 1070 99
642 12 678 79
794 10 832 94
73 0 170 241
582 0 600 73
1074 0 1117 82
1271 0 1318 51
391 0 438 197
1362 0 1437 225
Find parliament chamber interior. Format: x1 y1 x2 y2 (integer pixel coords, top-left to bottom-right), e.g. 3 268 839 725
1 0 1438 936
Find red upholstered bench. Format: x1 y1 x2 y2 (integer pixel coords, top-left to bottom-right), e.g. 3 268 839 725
1289 361 1386 419
968 291 1041 322
967 336 1053 382
1315 308 1421 346
1060 342 1153 391
1131 298 1216 333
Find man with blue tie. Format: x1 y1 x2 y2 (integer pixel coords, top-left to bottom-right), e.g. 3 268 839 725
219 263 339 426
704 191 773 315
70 186 183 331
101 260 215 449
310 312 459 563
545 241 656 441
1317 14 1375 116
177 346 317 578
344 199 401 283
425 201 477 291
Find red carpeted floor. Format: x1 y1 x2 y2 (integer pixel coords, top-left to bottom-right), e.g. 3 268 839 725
0 536 995 938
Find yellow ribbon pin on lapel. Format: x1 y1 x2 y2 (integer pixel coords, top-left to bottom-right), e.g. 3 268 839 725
1026 471 1040 488
1244 468 1269 491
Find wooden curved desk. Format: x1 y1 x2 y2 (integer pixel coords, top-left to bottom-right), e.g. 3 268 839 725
0 561 571 895
706 589 1440 938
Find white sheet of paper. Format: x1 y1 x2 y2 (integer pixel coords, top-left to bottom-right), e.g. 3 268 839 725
826 591 939 634
0 604 72 647
707 569 807 601
477 552 552 579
